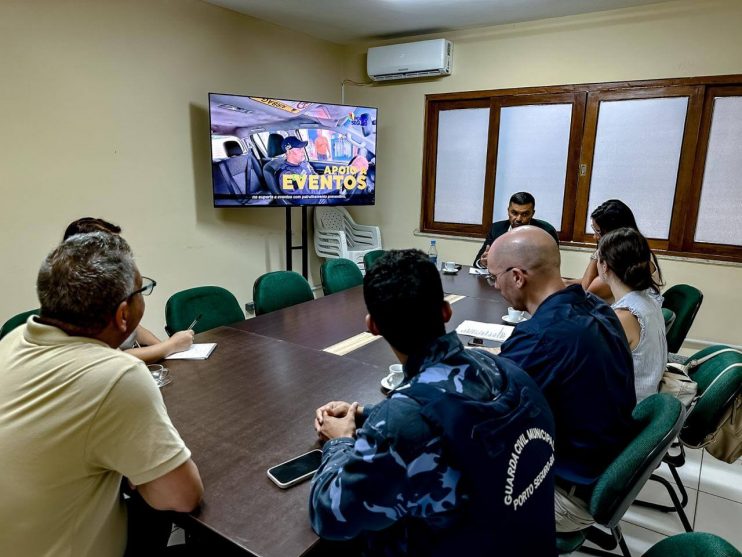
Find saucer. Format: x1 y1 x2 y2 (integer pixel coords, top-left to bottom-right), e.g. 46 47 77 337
442 269 459 275
381 373 403 391
502 314 526 325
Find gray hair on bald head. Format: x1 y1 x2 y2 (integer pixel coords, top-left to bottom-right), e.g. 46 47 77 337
37 231 137 333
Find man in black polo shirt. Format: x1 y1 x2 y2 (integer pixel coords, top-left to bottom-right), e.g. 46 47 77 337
473 191 559 268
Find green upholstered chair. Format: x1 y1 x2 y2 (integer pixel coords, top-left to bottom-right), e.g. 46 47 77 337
362 249 385 273
662 307 676 334
635 345 742 530
0 308 39 340
320 258 363 295
165 286 243 335
556 394 685 556
642 532 741 557
253 271 313 316
663 285 703 353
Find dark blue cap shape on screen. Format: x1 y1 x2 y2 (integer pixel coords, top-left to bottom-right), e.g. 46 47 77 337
282 136 308 151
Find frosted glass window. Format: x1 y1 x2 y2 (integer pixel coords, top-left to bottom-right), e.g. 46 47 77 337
492 104 572 230
695 97 742 246
434 108 490 224
586 97 688 238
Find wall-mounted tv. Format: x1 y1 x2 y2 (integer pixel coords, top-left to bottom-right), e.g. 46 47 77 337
209 93 377 207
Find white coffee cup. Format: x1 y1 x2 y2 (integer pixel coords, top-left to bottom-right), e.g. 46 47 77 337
443 261 457 272
387 364 404 388
507 307 525 322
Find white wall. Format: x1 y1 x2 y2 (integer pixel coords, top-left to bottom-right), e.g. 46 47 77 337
341 0 742 347
0 0 344 334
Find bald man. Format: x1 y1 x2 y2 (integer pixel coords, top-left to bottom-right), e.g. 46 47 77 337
487 226 635 532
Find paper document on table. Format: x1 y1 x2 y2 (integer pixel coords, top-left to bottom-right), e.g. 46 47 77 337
165 343 217 360
469 267 488 275
456 320 514 342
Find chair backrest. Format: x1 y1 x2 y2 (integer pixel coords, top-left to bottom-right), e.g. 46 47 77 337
253 271 314 316
590 394 684 527
314 206 348 232
320 258 363 295
642 532 742 557
0 308 40 340
165 286 244 335
261 133 287 197
681 345 742 447
662 284 703 353
661 307 676 333
363 249 385 272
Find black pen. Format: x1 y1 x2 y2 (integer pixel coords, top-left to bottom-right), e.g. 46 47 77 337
187 314 202 330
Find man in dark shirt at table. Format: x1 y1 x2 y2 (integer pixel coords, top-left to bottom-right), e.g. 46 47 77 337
487 225 635 532
473 191 559 268
309 249 557 556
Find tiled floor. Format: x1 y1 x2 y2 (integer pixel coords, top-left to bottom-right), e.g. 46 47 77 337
571 449 742 555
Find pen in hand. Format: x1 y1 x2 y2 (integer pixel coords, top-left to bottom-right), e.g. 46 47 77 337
187 314 202 331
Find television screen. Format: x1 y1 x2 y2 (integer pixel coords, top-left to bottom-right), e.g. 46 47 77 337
209 93 377 207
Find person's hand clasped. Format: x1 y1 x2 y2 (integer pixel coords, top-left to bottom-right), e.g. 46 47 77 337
314 400 360 441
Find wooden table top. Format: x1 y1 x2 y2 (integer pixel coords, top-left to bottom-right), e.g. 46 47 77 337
163 327 387 557
162 269 510 556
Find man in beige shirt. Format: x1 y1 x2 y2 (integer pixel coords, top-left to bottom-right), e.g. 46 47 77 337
0 232 203 557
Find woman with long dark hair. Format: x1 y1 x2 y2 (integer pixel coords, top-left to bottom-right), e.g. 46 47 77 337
597 227 667 401
576 199 661 303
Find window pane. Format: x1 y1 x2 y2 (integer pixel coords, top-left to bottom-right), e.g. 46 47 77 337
434 108 490 224
586 97 688 238
695 97 742 246
492 104 572 230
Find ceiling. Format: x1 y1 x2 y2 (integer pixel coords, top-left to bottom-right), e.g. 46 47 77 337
204 0 667 44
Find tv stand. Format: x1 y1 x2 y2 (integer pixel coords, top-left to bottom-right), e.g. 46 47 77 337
285 207 308 279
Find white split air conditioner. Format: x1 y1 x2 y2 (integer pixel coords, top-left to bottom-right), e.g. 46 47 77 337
367 39 452 82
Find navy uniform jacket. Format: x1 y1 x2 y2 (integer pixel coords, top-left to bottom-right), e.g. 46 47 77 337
500 285 636 487
473 218 559 267
309 332 557 556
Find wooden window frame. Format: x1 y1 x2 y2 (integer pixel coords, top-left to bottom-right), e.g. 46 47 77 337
682 86 742 259
420 75 742 262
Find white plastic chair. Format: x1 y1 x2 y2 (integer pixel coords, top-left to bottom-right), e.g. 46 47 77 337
314 207 382 271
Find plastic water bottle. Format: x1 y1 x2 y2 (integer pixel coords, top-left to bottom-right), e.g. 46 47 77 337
428 240 438 269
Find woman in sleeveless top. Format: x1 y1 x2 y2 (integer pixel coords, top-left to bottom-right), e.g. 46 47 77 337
597 228 668 402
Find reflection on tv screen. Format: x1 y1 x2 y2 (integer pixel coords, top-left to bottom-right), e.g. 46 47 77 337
209 93 378 207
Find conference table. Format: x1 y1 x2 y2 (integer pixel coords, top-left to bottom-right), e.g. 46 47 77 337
162 267 509 557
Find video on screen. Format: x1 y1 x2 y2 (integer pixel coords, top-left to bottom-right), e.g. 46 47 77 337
209 93 377 207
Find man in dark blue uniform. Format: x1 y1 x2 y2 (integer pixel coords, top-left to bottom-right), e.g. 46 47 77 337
275 136 317 195
310 249 557 556
487 226 635 532
474 191 559 268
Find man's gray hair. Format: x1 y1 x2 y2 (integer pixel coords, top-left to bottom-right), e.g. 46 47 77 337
37 232 137 333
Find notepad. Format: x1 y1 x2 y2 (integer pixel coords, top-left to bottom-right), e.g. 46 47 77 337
469 267 489 276
165 343 217 360
456 320 514 342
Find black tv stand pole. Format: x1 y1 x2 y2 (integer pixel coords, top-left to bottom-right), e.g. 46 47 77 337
285 206 308 279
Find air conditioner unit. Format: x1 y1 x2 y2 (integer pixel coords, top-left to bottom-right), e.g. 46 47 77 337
367 39 452 82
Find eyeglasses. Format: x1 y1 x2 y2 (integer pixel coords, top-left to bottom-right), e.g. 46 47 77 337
486 267 515 287
591 223 602 236
120 276 156 304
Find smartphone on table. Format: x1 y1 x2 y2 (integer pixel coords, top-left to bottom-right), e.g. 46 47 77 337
267 449 323 489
